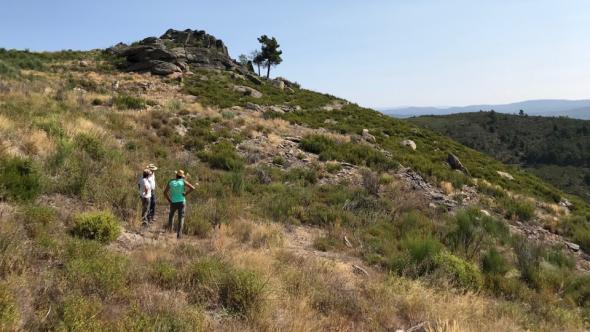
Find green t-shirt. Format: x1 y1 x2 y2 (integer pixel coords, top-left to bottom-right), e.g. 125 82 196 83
168 178 185 203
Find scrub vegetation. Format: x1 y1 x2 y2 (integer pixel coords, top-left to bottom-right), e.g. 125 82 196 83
0 44 589 331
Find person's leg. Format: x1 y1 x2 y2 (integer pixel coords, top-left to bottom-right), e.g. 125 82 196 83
141 197 150 223
148 193 156 222
177 203 185 239
167 203 177 232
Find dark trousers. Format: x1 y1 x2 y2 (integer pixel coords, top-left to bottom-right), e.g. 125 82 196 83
141 197 151 222
148 193 156 220
168 202 185 238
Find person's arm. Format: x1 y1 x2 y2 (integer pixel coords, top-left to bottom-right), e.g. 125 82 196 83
183 180 196 196
164 182 172 203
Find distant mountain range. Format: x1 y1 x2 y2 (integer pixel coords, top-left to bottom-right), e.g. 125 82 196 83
380 99 590 120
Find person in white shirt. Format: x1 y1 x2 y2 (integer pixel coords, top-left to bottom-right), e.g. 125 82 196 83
146 163 158 222
139 169 153 224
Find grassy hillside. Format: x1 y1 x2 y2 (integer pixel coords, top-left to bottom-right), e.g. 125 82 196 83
0 47 590 331
408 112 590 201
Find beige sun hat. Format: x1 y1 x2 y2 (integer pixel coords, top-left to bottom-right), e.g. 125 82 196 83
175 170 185 178
147 163 158 171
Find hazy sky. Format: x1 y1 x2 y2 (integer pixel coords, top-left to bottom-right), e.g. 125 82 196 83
1 0 589 108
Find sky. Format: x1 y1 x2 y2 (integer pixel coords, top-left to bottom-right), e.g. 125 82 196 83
1 0 590 109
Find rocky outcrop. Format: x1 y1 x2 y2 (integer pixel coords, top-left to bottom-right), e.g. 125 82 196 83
400 139 417 150
108 29 252 76
396 167 457 208
272 78 285 90
447 153 470 175
233 85 262 98
362 129 376 143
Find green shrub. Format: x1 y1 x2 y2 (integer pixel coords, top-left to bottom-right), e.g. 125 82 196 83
272 155 286 166
182 256 266 317
434 251 483 289
393 234 443 276
198 140 244 171
325 162 342 174
166 99 183 112
75 133 107 160
313 235 341 252
572 225 590 252
446 208 509 259
545 248 575 269
20 204 57 239
122 306 204 332
300 135 335 154
284 167 317 185
57 294 104 331
0 283 19 331
500 197 535 221
0 156 43 201
65 240 128 298
219 269 266 317
300 135 394 171
228 171 245 194
184 257 230 303
150 260 178 289
484 274 529 300
564 275 590 308
113 95 146 110
72 211 121 243
481 248 510 275
0 220 30 277
183 210 213 238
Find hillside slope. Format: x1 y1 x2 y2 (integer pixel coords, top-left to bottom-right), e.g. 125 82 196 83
408 112 590 201
1 31 590 331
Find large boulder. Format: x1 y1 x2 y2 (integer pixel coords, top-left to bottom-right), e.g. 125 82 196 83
400 139 417 150
362 129 376 143
447 153 470 175
151 61 182 75
272 78 285 90
233 85 262 98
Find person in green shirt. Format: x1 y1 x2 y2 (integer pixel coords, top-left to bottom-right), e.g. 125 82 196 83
163 170 196 239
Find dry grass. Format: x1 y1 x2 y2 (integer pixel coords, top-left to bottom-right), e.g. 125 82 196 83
0 114 14 131
440 181 454 195
64 117 106 137
22 129 55 158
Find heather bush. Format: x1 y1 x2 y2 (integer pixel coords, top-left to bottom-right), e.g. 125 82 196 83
0 156 43 201
72 211 121 243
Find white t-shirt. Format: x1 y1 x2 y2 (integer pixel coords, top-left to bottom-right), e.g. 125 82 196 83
139 178 152 199
148 173 156 193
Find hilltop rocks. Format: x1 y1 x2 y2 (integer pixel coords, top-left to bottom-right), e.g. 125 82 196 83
362 129 376 143
447 153 469 175
400 139 417 150
110 28 252 76
272 78 285 90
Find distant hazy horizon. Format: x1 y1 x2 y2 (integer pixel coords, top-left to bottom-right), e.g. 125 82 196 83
380 99 590 120
2 1 590 108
